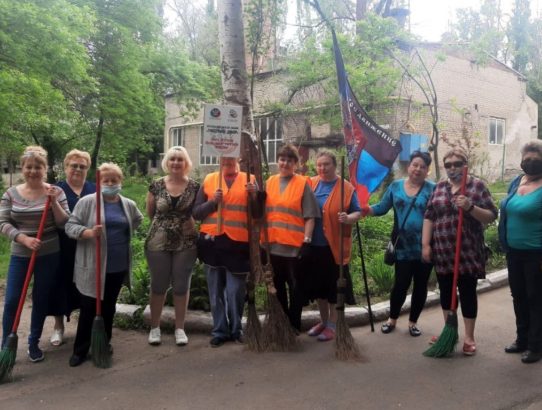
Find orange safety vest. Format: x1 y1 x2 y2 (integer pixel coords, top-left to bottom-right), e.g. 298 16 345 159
200 172 253 242
311 176 355 265
263 174 307 247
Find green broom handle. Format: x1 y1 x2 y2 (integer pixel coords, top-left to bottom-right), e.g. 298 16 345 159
96 170 102 316
11 196 52 332
451 166 468 311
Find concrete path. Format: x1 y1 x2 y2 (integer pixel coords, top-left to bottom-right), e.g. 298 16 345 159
1 286 542 410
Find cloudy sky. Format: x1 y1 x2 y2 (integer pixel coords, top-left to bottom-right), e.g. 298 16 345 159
409 0 541 41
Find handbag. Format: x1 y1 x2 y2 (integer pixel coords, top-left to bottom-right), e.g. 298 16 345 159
384 183 425 266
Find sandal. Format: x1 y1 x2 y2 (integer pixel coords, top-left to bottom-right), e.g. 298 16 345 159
50 329 64 346
409 325 422 337
463 342 476 356
381 322 396 334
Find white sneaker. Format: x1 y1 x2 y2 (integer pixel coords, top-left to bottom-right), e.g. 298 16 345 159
148 327 161 345
50 329 64 346
175 328 188 346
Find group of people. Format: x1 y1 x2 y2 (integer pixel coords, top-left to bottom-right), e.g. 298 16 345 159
1 140 542 368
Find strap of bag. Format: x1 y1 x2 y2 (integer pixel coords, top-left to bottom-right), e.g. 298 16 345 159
393 182 425 246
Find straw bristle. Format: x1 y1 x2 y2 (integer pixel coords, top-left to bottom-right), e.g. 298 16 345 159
262 295 297 352
335 309 361 361
245 302 264 352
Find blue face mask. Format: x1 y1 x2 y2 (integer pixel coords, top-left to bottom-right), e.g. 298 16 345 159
102 184 121 196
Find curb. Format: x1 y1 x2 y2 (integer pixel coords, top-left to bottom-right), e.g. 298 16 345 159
115 268 509 334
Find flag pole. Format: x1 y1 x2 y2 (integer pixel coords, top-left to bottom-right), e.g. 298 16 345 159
355 222 374 332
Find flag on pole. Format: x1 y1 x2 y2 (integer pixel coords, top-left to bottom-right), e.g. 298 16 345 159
332 32 402 206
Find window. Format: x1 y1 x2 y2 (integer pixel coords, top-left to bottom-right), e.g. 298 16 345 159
489 117 505 145
199 126 219 165
255 116 283 164
170 127 185 147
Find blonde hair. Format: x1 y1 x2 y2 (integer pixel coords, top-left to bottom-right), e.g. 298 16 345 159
98 162 124 181
21 145 48 168
162 146 192 174
64 149 91 168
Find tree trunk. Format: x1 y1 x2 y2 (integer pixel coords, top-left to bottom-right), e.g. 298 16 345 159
217 0 261 178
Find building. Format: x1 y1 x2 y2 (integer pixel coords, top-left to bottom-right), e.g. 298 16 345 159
163 43 538 182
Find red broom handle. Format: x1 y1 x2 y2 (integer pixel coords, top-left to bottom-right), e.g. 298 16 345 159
11 196 52 332
95 170 102 316
450 166 468 311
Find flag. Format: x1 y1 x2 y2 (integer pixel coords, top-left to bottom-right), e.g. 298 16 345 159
332 32 402 206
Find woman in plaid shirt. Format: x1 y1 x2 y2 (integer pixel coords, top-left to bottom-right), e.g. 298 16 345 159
422 149 497 356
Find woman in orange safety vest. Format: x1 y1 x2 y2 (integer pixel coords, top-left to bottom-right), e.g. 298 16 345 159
263 144 320 331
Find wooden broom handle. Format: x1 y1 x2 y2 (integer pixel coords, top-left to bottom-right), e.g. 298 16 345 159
96 170 102 315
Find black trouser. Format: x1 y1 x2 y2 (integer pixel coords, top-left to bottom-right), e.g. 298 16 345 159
389 260 433 323
437 274 478 319
73 271 125 357
507 249 542 352
270 254 304 331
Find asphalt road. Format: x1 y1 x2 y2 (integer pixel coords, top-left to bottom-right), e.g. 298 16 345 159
1 286 542 410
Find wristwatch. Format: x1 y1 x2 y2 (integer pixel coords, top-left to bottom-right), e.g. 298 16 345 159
303 236 312 244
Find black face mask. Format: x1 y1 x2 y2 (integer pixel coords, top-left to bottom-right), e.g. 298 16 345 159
521 159 542 176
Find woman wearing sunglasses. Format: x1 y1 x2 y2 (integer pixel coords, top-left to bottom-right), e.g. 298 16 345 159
48 150 96 347
422 148 497 356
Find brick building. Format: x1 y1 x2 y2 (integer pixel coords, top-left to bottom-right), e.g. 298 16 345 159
164 43 538 182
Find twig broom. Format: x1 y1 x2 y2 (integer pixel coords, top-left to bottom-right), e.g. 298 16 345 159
335 156 361 361
261 216 297 352
0 197 51 383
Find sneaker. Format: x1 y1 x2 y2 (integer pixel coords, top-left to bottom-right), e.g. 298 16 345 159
210 337 226 348
148 327 161 345
307 322 326 337
317 327 335 342
409 325 422 337
50 329 64 346
233 334 245 344
28 344 44 362
175 328 188 346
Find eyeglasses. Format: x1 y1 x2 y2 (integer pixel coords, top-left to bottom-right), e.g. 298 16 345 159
443 161 464 169
69 164 88 170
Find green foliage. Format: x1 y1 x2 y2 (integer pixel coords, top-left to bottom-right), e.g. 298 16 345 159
285 12 403 125
0 236 9 280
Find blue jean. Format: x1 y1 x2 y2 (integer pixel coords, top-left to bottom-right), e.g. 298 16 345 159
205 264 247 339
2 253 59 347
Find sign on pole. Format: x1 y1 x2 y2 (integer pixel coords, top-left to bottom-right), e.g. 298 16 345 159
202 103 242 158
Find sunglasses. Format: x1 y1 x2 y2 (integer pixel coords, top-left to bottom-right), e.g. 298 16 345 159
69 164 88 170
443 161 464 169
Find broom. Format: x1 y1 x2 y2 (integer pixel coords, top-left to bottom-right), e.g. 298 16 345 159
335 156 361 361
91 170 111 368
244 151 263 352
423 165 468 358
260 212 297 352
0 197 51 383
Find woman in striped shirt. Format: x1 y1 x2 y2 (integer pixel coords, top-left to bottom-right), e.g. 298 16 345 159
0 146 70 362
